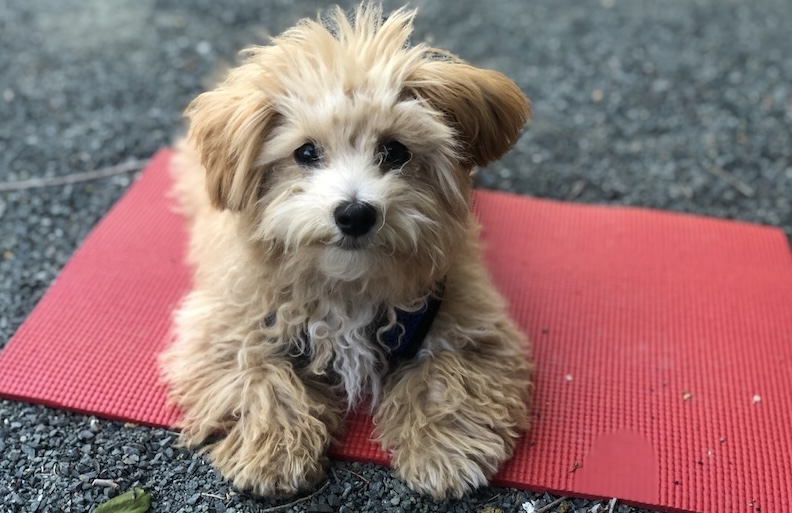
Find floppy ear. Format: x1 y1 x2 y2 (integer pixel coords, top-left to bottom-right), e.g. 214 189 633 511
406 59 530 168
186 74 280 211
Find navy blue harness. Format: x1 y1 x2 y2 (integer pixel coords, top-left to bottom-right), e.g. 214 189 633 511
375 285 445 361
266 284 444 363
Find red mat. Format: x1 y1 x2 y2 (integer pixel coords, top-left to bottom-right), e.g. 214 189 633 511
1 150 791 512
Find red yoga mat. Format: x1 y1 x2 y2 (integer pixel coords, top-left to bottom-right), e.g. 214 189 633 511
1 149 790 512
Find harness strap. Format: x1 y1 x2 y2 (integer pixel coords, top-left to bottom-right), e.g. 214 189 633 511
375 283 445 362
265 281 446 363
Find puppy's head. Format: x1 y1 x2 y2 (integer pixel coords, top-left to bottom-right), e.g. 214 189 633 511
186 4 530 292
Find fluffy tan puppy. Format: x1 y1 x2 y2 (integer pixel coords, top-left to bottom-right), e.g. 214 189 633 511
161 3 533 499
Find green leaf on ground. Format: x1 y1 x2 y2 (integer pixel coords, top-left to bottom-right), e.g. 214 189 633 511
94 488 151 513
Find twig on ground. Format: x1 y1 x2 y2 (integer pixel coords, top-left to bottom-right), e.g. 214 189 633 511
200 493 228 501
536 496 568 513
482 493 502 509
0 159 147 192
258 481 330 513
336 467 370 484
607 497 618 513
91 479 120 489
706 166 755 197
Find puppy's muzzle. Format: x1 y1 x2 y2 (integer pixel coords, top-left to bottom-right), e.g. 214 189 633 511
334 201 377 237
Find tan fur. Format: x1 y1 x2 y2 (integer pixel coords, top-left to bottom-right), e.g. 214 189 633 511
405 61 531 168
160 3 533 499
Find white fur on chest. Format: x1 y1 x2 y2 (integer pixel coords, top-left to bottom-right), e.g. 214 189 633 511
304 298 386 408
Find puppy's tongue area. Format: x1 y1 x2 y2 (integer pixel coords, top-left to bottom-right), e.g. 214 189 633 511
320 245 374 281
338 236 367 251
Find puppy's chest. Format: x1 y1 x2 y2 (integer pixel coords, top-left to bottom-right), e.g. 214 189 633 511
286 301 436 405
303 307 388 404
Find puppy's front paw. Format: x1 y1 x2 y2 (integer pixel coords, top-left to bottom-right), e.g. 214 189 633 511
389 420 509 499
376 350 530 499
203 418 329 497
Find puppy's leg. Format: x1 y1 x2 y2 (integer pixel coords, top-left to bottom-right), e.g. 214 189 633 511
161 292 342 497
375 301 532 498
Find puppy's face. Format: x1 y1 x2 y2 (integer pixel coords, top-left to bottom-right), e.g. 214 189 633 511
252 88 464 283
187 6 530 288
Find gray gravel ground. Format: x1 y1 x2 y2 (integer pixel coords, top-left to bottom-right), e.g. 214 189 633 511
1 0 790 512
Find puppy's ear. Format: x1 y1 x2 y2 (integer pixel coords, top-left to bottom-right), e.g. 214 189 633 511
186 77 280 211
406 59 530 168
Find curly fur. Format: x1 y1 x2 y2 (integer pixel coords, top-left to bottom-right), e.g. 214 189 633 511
160 3 533 499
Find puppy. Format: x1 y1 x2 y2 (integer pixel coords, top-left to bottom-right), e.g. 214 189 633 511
161 3 533 499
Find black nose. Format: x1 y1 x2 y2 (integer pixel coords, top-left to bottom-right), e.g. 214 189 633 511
334 201 377 237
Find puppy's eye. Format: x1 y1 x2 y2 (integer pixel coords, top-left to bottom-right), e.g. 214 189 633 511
294 142 322 167
378 140 412 170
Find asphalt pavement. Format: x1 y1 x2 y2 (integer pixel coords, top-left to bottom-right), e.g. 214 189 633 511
1 0 790 511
